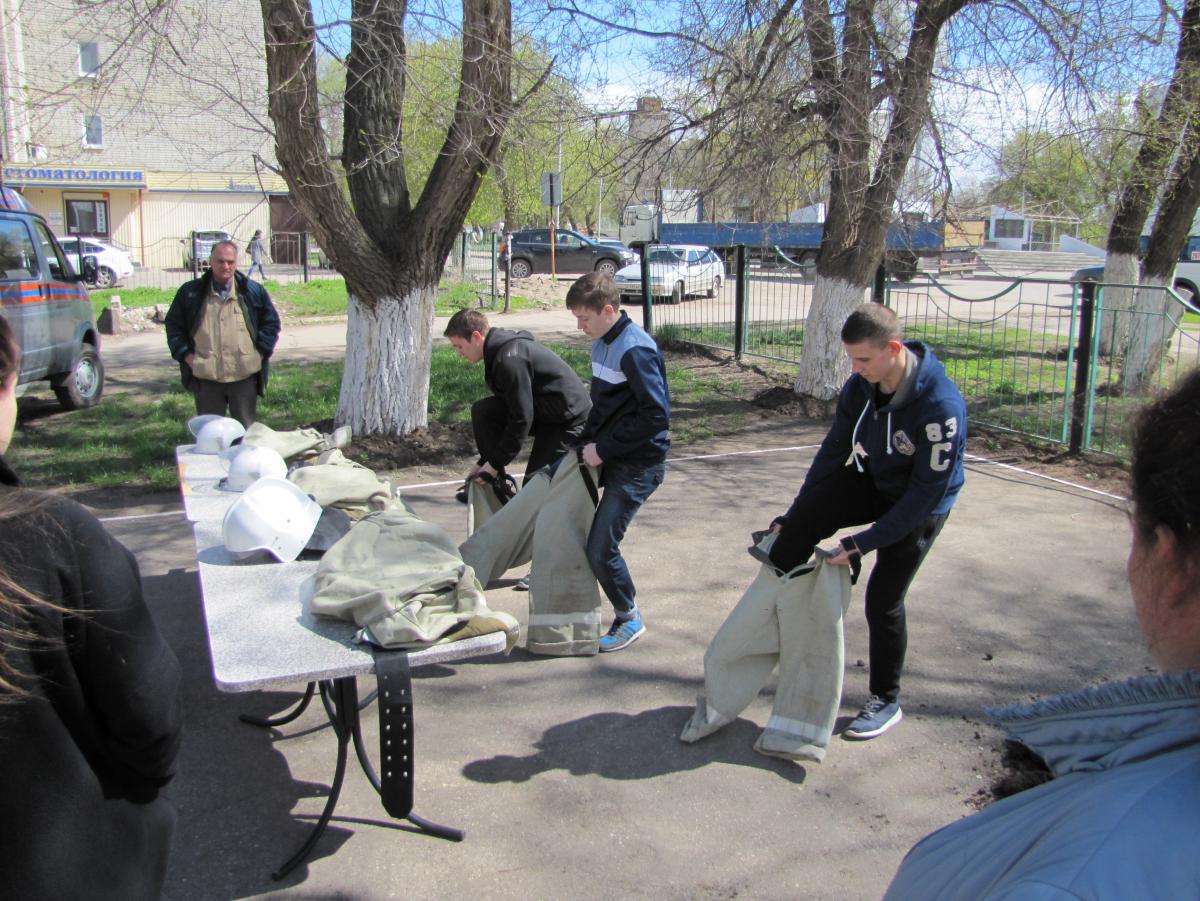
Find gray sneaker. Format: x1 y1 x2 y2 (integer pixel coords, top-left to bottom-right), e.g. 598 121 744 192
843 695 903 740
513 574 530 591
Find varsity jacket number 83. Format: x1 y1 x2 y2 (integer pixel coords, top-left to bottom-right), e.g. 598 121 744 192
799 340 966 555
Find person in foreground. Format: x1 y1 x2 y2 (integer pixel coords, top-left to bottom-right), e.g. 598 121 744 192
165 239 281 427
766 302 966 739
885 369 1200 900
0 316 184 900
567 273 670 652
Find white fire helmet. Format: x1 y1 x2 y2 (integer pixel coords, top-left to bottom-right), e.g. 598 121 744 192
187 414 223 437
218 445 288 492
192 417 246 454
222 477 322 562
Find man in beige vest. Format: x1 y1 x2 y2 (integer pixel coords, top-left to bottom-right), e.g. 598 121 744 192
165 240 281 426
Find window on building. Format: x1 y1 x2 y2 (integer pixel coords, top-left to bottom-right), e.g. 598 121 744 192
0 219 38 280
79 42 100 77
65 198 109 237
82 114 103 148
994 218 1024 239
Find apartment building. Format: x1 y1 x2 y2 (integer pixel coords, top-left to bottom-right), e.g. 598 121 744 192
0 0 291 268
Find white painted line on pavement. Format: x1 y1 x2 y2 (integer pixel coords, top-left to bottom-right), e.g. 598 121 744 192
964 453 1129 502
99 510 186 523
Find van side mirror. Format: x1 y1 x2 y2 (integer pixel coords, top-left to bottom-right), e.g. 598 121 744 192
80 254 99 284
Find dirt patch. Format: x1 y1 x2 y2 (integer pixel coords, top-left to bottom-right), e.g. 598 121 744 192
965 430 1129 497
350 421 478 471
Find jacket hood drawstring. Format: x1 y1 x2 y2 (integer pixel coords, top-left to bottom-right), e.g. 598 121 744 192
849 399 894 473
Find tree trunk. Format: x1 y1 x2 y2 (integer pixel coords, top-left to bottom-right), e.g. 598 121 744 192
792 274 868 397
1121 274 1176 393
1103 0 1200 358
338 287 437 434
1097 250 1137 355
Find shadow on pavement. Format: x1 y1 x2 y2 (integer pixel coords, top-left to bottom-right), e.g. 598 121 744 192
463 707 807 786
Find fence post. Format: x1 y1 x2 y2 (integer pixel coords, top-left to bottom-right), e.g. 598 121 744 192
734 245 747 361
301 232 310 283
489 233 497 307
640 247 654 334
1069 281 1096 454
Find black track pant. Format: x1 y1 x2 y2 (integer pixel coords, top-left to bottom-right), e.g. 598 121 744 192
768 465 948 703
471 395 586 486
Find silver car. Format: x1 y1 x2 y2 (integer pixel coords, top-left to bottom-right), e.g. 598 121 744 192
613 244 725 304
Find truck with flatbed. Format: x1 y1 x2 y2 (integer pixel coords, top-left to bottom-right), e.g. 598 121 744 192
618 203 977 280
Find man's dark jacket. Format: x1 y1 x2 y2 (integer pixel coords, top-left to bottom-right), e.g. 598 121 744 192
0 456 183 900
481 327 591 470
164 269 281 395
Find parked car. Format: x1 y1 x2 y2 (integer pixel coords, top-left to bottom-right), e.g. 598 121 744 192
182 229 234 269
613 244 725 304
0 190 104 409
1071 261 1200 309
503 228 637 279
58 236 134 288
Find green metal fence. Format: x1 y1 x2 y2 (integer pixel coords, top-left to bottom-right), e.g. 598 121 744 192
641 244 1200 458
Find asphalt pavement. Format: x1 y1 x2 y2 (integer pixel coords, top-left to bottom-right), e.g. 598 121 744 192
93 313 1138 900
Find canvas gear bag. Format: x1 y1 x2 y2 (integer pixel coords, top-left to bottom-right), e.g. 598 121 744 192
525 455 601 656
680 535 852 763
465 472 519 536
459 469 550 585
307 503 519 651
288 448 392 516
459 452 602 656
241 422 350 463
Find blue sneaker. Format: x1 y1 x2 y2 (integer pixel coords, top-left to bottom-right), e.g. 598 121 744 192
598 613 645 653
843 695 903 740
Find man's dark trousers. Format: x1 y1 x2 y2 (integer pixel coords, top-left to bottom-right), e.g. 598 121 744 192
768 465 947 703
194 375 258 427
470 395 586 484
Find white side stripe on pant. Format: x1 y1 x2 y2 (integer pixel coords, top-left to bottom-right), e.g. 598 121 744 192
529 611 603 626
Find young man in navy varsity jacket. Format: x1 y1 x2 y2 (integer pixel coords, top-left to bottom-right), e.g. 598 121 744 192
769 302 966 739
566 272 671 653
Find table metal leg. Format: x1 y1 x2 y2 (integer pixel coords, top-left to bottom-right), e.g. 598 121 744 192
238 682 316 728
271 678 354 881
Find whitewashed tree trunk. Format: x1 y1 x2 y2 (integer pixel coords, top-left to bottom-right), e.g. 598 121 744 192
1121 274 1175 393
792 275 870 399
336 288 436 434
1098 251 1138 356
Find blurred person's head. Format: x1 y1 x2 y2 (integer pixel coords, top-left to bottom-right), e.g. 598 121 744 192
443 309 488 363
842 303 906 390
566 273 621 339
209 241 239 287
1128 370 1200 672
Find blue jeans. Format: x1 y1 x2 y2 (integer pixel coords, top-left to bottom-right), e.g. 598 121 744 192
247 261 266 280
586 460 665 618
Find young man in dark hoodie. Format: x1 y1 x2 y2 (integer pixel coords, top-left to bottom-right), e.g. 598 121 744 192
566 272 671 652
767 302 966 739
445 308 591 489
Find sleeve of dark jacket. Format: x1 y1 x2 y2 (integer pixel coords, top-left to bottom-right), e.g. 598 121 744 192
250 282 281 358
486 351 536 470
62 500 183 785
782 378 857 519
164 284 194 363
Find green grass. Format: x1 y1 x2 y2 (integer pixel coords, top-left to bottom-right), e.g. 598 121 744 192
94 277 548 319
9 340 739 491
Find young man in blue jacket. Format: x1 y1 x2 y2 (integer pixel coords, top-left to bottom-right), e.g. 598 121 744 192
567 272 670 653
768 302 966 739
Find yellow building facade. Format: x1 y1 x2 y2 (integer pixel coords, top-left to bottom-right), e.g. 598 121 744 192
0 0 292 269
